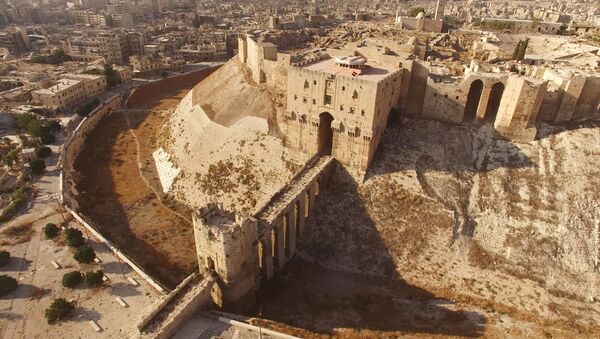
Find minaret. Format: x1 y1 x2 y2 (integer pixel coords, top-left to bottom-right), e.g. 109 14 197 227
434 0 441 20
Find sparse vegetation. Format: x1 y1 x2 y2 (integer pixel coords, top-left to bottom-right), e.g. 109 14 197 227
0 250 10 266
43 223 59 239
409 6 425 17
61 271 83 288
15 113 56 144
73 245 95 264
30 49 70 65
29 159 46 174
0 186 29 223
76 98 100 117
0 275 17 296
45 298 74 324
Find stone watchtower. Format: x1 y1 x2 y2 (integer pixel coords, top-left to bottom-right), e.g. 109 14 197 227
192 203 260 312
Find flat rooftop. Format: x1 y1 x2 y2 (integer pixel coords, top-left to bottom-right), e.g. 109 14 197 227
301 57 397 82
32 79 81 95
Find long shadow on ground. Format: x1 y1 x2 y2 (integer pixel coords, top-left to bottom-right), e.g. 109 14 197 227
253 165 486 337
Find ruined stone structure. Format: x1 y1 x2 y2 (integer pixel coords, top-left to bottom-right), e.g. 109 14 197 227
408 60 599 141
193 156 334 311
395 11 444 33
237 34 290 88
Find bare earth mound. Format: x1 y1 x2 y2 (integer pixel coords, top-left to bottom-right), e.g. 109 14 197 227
256 119 600 337
189 58 275 126
156 62 304 215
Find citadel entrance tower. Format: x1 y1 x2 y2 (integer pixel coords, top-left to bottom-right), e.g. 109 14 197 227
284 55 405 175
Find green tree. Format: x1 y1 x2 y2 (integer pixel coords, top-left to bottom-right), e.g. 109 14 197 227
64 228 85 247
35 146 52 158
40 133 55 145
0 250 9 266
104 64 120 88
45 298 74 324
517 38 529 60
410 6 425 17
16 112 37 129
85 270 104 287
29 159 46 174
51 49 69 64
43 120 61 132
512 40 522 60
44 223 59 239
27 120 44 137
82 68 103 75
2 149 17 167
73 246 95 264
0 275 17 296
30 55 46 64
61 271 83 288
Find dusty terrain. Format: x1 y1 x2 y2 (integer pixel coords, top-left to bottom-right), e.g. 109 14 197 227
255 118 600 338
0 201 160 339
74 85 197 288
189 58 275 127
158 60 304 215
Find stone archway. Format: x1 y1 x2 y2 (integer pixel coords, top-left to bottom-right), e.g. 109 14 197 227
484 82 505 124
318 112 334 155
464 80 484 122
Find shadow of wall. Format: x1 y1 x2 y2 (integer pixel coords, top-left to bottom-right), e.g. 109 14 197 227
253 163 487 337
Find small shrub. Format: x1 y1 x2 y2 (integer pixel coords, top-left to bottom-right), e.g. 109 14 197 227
0 275 17 296
43 223 59 239
0 251 10 266
29 159 46 174
45 298 74 324
35 146 52 158
85 270 104 287
73 246 95 264
64 228 84 247
61 271 83 288
40 133 55 145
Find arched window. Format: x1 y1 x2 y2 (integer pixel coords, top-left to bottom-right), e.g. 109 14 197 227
352 90 359 99
304 80 309 89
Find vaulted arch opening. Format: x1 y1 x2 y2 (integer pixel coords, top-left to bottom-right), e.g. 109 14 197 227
318 112 334 155
484 82 505 124
464 80 483 122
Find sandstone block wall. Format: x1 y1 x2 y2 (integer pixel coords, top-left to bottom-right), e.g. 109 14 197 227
125 66 220 108
62 94 123 210
495 76 547 141
193 204 259 312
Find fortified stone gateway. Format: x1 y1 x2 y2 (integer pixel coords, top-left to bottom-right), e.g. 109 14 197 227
192 34 600 311
193 156 334 311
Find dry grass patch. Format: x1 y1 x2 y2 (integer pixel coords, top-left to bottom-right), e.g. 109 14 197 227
0 222 34 245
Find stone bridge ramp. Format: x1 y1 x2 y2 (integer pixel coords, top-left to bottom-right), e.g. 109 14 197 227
252 155 335 280
257 155 334 223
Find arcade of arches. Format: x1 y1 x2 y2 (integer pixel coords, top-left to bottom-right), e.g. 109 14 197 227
463 80 506 124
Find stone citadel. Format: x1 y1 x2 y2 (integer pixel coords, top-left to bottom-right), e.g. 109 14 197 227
189 33 600 310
